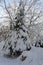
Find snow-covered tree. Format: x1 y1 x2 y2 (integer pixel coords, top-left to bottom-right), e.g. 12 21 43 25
2 0 31 56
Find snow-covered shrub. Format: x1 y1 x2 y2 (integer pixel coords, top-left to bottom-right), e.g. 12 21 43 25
3 0 31 57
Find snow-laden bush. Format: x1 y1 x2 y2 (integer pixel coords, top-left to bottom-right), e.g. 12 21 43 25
3 0 31 57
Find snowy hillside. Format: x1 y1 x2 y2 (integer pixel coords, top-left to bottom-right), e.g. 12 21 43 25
0 41 43 65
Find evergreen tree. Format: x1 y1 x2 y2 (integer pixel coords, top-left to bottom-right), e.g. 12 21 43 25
3 0 31 56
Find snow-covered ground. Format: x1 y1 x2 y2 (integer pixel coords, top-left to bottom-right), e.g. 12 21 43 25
0 41 43 65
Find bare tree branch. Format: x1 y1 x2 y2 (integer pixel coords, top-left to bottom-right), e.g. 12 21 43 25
3 0 12 21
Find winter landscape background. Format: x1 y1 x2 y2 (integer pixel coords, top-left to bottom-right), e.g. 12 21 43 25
0 0 43 65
